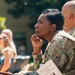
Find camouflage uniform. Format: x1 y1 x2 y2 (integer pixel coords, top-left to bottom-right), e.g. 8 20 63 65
64 27 75 75
69 27 75 37
33 31 75 75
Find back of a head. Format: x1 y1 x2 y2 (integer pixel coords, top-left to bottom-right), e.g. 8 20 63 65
62 0 75 14
63 0 75 7
42 9 64 30
1 29 13 41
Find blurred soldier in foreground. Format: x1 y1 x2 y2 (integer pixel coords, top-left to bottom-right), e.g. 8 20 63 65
61 1 75 75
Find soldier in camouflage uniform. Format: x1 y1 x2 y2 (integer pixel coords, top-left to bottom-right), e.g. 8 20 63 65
31 8 75 75
61 1 75 37
61 1 75 75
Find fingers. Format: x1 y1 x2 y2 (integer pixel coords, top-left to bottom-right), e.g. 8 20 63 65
31 34 43 42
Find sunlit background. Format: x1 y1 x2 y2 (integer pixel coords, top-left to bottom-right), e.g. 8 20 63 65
0 0 69 55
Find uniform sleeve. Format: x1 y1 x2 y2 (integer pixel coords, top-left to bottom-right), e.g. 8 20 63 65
63 52 75 75
63 70 75 75
32 54 42 71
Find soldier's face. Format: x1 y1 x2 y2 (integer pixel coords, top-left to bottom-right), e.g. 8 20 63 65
61 7 70 32
34 14 52 39
61 6 75 32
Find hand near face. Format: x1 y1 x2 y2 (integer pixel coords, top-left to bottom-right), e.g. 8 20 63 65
31 34 44 54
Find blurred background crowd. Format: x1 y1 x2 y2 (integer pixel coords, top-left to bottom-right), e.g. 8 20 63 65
0 0 70 74
0 0 69 56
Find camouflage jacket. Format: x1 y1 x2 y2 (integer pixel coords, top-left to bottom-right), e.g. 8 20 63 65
33 30 75 75
69 27 75 37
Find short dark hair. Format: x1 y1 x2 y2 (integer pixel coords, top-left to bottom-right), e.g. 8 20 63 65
42 9 64 30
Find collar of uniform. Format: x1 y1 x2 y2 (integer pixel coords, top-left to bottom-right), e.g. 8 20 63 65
68 26 75 35
51 30 61 42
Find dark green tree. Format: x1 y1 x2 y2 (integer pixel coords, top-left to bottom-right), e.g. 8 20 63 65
5 0 69 28
4 0 69 53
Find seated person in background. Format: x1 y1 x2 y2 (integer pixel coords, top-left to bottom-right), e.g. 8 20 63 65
18 43 26 55
1 29 17 53
1 29 30 73
0 34 17 72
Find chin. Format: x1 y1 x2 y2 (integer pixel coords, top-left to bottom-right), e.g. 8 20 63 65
35 32 44 39
37 34 44 39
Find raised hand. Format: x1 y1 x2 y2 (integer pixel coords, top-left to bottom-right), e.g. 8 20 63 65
31 34 44 54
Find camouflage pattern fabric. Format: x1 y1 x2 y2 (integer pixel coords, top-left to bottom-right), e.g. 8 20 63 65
33 30 75 75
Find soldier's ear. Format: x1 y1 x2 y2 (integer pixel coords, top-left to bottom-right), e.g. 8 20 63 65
69 13 74 20
50 24 56 31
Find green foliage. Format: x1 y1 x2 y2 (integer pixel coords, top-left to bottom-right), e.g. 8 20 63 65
4 0 69 54
0 17 7 29
5 0 69 28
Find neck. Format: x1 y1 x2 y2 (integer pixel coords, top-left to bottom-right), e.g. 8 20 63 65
64 26 75 32
45 31 58 42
